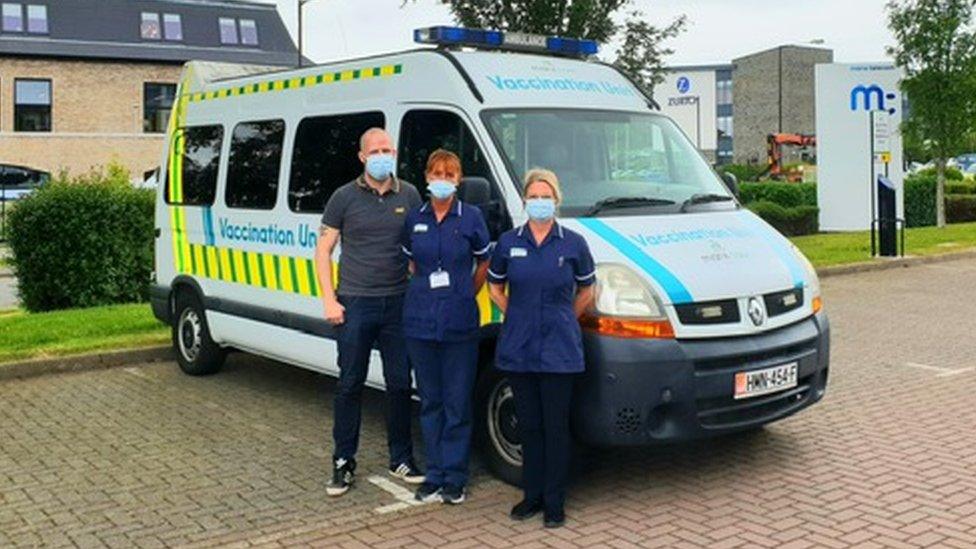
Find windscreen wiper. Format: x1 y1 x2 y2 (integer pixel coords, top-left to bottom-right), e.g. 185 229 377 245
680 193 735 212
584 196 676 217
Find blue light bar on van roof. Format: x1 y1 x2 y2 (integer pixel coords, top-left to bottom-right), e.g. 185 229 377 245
414 26 599 58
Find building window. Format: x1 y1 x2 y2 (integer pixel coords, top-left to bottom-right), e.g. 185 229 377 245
226 119 285 210
141 12 161 40
2 3 22 32
166 125 224 206
144 83 177 133
26 4 45 33
716 79 733 105
239 19 258 45
15 78 52 132
717 115 734 138
289 111 385 213
218 17 237 44
163 13 182 41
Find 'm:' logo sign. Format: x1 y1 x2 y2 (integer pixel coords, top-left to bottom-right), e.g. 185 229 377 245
850 84 897 114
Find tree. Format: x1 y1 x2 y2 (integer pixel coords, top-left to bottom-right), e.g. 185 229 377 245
426 1 687 94
887 0 976 227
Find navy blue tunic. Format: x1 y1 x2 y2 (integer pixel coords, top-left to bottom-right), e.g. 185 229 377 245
488 223 596 374
401 199 491 342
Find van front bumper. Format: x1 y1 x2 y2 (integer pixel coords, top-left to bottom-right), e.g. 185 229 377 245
572 312 830 446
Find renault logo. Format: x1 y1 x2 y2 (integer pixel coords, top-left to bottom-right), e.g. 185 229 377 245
747 297 765 326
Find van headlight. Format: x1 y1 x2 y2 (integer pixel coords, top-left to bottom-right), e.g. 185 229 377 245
791 245 823 313
581 263 675 339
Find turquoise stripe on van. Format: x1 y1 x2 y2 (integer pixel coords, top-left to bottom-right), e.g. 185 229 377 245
739 212 806 289
577 218 694 304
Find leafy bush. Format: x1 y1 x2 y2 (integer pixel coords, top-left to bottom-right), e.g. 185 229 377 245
945 181 976 195
747 201 820 236
6 164 155 312
904 175 937 227
914 166 964 180
739 182 818 208
718 163 767 183
946 194 976 223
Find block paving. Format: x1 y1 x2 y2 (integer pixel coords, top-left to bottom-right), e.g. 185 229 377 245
1 259 975 547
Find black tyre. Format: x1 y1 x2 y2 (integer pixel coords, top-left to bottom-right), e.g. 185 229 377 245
474 367 523 487
172 290 226 376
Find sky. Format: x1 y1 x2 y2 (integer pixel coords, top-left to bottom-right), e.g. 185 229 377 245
268 0 897 66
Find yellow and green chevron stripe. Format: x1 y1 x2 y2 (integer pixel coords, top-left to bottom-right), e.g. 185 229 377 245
188 64 403 103
181 243 324 297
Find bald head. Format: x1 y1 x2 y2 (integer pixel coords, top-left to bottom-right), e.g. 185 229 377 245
360 128 393 155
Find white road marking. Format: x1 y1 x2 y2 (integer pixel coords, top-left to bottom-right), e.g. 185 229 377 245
905 362 975 378
368 475 431 514
123 367 154 381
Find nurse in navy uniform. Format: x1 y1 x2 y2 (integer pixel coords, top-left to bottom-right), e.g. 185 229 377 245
487 169 596 528
401 149 491 505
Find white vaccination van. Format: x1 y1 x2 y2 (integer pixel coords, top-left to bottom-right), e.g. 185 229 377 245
151 27 830 484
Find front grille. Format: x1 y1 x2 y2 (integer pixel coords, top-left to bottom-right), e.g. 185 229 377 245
615 407 641 434
697 376 813 428
693 335 819 373
764 288 804 317
675 299 740 325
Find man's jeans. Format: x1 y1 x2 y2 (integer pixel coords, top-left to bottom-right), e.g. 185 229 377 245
332 294 413 468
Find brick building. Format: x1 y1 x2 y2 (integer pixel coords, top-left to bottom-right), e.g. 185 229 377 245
660 45 834 167
0 0 297 180
732 45 834 165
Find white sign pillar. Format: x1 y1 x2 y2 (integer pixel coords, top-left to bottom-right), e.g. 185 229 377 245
815 63 904 231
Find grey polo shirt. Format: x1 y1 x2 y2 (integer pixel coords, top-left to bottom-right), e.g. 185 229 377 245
321 175 422 297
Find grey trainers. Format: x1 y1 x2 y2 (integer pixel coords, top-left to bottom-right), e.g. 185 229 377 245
389 461 425 484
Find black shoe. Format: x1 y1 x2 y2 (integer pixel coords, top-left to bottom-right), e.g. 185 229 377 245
441 484 466 505
509 499 543 521
326 457 356 497
414 482 442 503
544 508 566 529
389 461 425 484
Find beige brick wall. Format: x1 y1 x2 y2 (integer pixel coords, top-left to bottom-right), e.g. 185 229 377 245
0 57 183 178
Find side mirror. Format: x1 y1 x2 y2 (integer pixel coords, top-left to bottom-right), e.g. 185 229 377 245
460 176 491 206
721 172 739 198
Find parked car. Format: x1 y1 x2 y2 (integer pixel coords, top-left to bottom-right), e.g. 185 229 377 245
0 164 49 201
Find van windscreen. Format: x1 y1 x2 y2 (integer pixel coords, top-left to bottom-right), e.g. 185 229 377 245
482 109 731 217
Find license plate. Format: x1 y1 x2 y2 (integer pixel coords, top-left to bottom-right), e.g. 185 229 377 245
734 362 798 400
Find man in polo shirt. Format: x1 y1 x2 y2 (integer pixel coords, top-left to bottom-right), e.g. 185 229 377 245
315 127 424 497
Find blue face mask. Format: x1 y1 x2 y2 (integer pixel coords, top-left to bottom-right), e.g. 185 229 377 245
427 180 457 200
525 198 556 221
365 153 395 181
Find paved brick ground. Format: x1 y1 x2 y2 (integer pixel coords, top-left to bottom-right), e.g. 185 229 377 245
1 259 975 548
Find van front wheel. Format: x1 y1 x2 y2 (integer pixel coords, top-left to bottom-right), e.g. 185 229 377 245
172 291 225 376
474 367 523 487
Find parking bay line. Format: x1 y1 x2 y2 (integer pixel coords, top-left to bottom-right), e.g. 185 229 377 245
367 475 433 514
905 362 975 378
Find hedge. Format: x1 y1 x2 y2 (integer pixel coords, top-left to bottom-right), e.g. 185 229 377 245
905 175 937 227
747 201 820 236
739 182 817 209
6 165 155 312
947 194 976 223
718 163 768 183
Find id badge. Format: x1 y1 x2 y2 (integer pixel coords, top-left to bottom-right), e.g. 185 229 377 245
429 270 451 289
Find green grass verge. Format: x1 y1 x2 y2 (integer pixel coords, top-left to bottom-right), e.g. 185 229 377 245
792 222 976 267
0 302 168 364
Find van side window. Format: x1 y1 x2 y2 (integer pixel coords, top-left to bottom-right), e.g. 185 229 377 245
165 124 223 206
398 110 494 197
225 119 285 210
288 111 385 214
